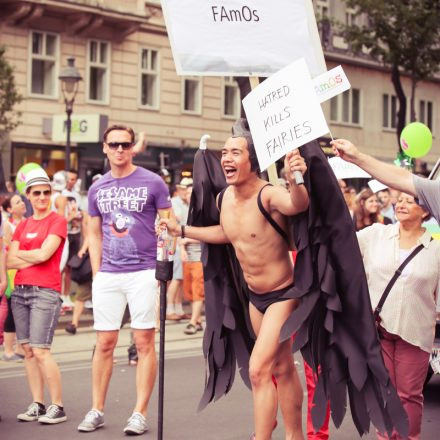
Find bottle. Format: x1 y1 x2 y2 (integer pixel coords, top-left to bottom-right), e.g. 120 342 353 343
157 226 169 262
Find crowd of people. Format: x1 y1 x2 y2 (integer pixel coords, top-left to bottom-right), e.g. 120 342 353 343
0 123 438 440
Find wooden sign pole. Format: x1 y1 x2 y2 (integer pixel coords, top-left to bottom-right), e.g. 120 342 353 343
249 76 279 185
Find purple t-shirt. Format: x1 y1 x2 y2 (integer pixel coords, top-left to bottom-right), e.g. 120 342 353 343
88 167 171 272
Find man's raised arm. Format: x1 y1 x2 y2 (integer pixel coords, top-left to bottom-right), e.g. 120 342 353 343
331 139 416 196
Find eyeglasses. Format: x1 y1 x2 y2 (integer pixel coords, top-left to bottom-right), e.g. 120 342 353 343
106 142 133 150
31 190 51 197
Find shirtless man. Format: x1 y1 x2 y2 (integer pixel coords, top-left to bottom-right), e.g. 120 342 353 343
162 126 308 440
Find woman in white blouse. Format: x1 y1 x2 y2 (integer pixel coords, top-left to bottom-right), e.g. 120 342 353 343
357 192 440 440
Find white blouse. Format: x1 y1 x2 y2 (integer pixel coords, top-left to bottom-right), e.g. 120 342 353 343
357 223 440 353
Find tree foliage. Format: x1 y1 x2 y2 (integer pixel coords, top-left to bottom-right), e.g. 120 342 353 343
0 45 22 191
341 0 440 150
0 45 22 136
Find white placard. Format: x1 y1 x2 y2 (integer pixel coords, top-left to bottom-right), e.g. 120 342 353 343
161 0 326 77
368 179 388 193
313 65 351 103
242 59 329 171
328 157 371 179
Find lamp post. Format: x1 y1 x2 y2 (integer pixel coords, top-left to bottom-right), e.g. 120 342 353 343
59 57 82 171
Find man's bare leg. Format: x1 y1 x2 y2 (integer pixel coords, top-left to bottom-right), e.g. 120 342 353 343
92 330 118 411
132 329 157 415
71 300 85 327
249 300 304 440
273 341 304 440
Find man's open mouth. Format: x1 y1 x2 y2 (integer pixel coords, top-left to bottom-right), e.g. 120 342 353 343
224 166 236 178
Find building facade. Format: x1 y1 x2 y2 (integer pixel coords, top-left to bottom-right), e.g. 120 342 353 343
0 0 243 187
0 0 439 189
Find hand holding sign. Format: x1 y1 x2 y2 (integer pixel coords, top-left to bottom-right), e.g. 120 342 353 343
284 150 306 185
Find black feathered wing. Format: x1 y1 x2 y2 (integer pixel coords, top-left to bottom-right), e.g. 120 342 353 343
279 140 408 437
186 148 254 411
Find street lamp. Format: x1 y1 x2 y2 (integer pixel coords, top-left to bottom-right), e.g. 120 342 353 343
59 57 82 170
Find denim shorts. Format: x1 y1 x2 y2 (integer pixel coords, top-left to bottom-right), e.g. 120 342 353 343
11 285 62 348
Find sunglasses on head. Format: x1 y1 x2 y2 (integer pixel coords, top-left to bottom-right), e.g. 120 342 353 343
31 190 51 197
107 142 133 150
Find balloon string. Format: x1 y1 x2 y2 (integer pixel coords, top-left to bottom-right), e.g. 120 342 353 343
329 129 335 142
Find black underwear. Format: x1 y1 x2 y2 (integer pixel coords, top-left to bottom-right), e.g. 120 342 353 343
248 283 294 314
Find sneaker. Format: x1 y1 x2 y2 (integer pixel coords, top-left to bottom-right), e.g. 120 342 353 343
65 323 77 335
123 412 148 435
3 353 24 362
38 404 66 424
17 402 45 422
195 322 204 332
78 409 104 432
184 323 197 335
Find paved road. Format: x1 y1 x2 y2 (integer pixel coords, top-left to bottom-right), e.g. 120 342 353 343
1 322 439 439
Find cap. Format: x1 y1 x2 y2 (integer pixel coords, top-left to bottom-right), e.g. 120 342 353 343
52 171 67 191
25 168 51 191
178 177 193 187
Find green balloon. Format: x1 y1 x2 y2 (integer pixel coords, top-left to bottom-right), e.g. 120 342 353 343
400 122 432 158
15 162 42 194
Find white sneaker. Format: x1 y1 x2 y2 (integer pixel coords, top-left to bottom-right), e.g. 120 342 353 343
123 412 149 435
78 409 104 432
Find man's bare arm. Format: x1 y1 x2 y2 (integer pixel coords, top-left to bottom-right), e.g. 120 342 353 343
159 217 229 244
88 215 103 277
271 149 309 215
331 139 416 195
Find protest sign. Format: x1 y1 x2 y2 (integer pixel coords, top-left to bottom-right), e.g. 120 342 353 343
161 0 326 77
242 58 329 171
368 179 388 193
328 157 371 179
313 65 351 103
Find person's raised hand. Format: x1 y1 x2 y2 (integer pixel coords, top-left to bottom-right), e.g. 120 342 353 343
330 139 360 163
284 149 307 182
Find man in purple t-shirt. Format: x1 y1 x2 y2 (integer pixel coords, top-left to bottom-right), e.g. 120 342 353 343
78 125 172 435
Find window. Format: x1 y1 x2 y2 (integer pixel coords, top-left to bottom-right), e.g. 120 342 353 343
182 77 202 114
419 100 433 131
223 76 240 118
316 0 329 18
29 31 59 97
345 8 357 26
140 48 159 108
330 88 361 125
87 40 110 103
382 94 399 129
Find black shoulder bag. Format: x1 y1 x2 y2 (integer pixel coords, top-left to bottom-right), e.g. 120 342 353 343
374 242 428 323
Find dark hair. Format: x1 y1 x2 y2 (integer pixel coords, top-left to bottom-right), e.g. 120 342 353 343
103 125 135 143
353 188 379 231
231 118 259 173
68 168 79 175
1 196 12 212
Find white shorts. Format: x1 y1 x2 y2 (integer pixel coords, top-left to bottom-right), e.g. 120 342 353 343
92 270 158 331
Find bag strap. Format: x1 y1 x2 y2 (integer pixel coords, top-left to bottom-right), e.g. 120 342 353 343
374 240 431 318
